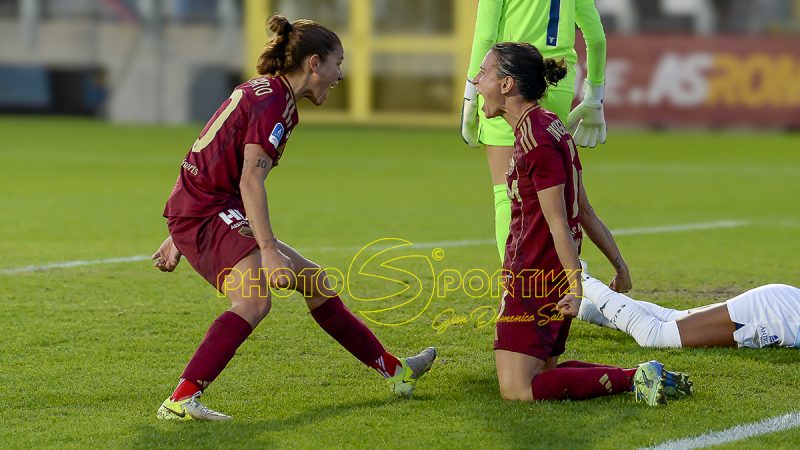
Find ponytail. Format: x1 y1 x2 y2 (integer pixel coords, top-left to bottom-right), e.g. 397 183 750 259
543 58 568 87
256 14 341 76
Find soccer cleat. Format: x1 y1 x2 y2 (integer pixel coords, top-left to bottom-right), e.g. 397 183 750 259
156 391 232 421
387 347 437 398
632 360 667 406
663 369 693 399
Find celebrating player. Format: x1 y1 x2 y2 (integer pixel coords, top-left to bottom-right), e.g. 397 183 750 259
151 15 436 421
462 0 610 261
472 42 691 406
578 263 800 348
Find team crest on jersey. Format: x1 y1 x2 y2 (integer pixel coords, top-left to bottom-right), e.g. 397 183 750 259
268 123 285 148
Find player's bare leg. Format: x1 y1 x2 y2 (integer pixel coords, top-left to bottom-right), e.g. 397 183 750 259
486 145 514 261
227 249 273 326
278 241 436 398
675 304 737 348
158 248 271 421
495 350 550 401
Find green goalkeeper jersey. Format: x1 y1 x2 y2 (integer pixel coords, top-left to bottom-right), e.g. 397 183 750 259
467 0 606 90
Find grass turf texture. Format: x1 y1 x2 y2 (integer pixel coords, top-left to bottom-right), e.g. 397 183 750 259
1 116 799 449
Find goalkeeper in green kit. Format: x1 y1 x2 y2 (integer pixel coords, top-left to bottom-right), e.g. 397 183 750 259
462 0 608 260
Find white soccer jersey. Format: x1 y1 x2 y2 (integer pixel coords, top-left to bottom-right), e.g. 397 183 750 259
726 284 800 348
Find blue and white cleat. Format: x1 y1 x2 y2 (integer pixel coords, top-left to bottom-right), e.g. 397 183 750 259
663 368 693 399
632 360 667 406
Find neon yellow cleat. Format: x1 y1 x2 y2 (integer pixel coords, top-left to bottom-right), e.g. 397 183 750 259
156 392 232 421
632 360 667 406
387 347 437 398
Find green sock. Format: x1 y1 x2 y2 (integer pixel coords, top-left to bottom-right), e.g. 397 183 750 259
493 184 511 262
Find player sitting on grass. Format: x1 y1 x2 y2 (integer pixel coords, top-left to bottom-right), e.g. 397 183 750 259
578 262 800 348
151 15 436 421
472 42 691 406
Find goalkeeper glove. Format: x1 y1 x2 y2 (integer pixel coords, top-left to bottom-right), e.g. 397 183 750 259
567 80 607 148
461 79 480 147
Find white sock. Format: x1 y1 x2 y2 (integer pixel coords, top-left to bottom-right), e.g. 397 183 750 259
637 301 689 322
583 276 682 348
577 296 618 329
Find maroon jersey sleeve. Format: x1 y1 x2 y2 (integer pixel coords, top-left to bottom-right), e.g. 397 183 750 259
527 144 567 192
243 100 287 166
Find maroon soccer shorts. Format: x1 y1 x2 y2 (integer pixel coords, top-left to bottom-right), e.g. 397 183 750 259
167 207 259 292
493 285 572 361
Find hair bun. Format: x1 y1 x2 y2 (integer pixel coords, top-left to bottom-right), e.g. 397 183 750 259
267 15 293 36
542 58 568 86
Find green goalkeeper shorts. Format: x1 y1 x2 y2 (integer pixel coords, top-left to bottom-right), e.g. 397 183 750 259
477 88 575 147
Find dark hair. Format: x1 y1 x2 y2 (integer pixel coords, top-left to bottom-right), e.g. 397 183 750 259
256 14 341 76
491 42 567 102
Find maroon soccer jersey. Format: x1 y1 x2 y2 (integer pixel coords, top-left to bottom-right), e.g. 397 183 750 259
164 75 298 218
503 106 582 293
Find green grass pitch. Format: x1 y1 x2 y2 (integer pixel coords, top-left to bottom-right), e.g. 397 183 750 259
0 116 799 449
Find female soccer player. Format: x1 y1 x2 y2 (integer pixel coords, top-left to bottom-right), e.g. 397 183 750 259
151 15 436 421
462 0 610 261
472 42 691 406
578 263 800 348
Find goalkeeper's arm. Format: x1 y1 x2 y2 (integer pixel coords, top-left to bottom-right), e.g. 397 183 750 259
568 0 608 148
462 0 503 147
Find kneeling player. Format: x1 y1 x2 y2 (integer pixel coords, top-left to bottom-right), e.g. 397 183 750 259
578 264 800 348
151 16 435 421
473 42 692 406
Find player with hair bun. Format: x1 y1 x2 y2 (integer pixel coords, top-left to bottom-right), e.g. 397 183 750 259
472 42 691 406
463 0 612 263
152 15 435 421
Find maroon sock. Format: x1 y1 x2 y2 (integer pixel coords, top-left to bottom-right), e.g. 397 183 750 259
557 360 616 369
310 296 391 373
531 365 638 401
170 379 203 401
179 311 253 390
367 351 403 378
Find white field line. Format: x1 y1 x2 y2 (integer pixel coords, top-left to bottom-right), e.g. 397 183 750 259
643 410 800 450
0 220 752 275
0 255 152 275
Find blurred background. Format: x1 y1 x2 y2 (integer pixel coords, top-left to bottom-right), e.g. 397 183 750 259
0 0 799 128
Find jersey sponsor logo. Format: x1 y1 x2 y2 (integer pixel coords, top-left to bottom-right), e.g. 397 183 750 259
181 159 199 176
268 123 285 148
758 326 780 347
218 208 245 225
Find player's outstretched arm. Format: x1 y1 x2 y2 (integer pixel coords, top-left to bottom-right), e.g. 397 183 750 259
577 176 631 292
152 235 182 272
568 0 608 148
